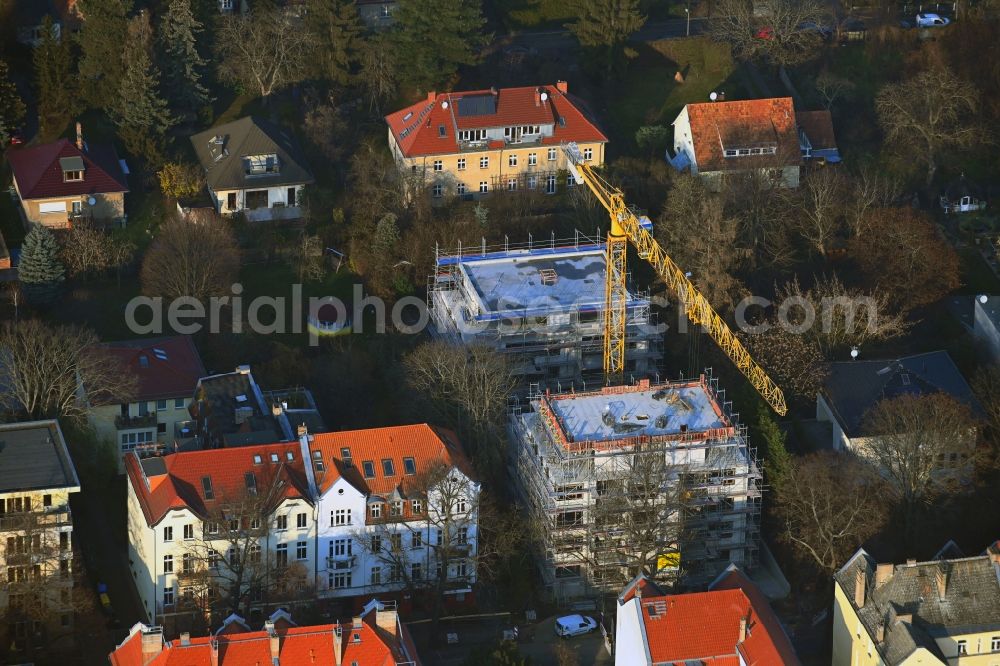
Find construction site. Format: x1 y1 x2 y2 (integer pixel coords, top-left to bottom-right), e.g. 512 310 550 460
427 231 663 392
508 375 762 602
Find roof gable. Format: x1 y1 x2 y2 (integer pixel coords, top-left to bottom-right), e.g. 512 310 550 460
7 138 129 200
95 335 205 402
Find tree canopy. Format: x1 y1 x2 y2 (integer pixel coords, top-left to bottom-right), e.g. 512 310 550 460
391 0 488 90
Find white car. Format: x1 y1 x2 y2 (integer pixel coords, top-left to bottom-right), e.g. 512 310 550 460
554 614 598 638
915 12 950 27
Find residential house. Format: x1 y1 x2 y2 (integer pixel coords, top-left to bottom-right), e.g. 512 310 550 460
0 421 81 657
307 424 480 607
509 376 762 600
183 365 325 451
357 0 396 27
974 295 1000 361
796 109 841 163
385 82 608 200
190 116 314 222
85 336 206 470
108 602 422 665
217 0 247 13
940 174 986 214
669 97 802 190
832 547 1000 665
7 125 128 228
816 350 980 454
615 566 800 665
124 443 317 632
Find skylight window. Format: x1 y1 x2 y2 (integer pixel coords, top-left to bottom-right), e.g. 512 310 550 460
235 394 248 403
245 472 258 495
438 125 446 138
403 457 416 475
312 450 322 459
153 348 168 361
270 453 279 463
253 455 262 464
202 476 214 500
139 355 149 368
382 459 395 476
362 461 375 479
403 112 413 121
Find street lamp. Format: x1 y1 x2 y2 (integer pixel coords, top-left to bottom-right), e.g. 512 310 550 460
685 6 691 37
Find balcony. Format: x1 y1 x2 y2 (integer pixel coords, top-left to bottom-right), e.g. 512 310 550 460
327 555 356 569
116 413 157 429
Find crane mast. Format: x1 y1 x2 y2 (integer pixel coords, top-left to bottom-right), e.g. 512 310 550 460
563 143 788 416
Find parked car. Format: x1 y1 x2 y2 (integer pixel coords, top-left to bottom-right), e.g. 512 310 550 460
554 614 598 638
915 12 950 27
798 21 833 39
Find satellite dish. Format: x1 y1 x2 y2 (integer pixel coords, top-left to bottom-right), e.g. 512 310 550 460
540 92 549 102
709 92 718 101
980 295 989 304
441 101 449 109
87 197 96 206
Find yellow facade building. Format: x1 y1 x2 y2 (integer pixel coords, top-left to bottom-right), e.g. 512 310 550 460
385 82 608 200
833 547 1000 665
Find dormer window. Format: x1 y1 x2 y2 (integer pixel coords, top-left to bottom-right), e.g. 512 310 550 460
458 129 487 143
245 153 279 175
60 157 85 182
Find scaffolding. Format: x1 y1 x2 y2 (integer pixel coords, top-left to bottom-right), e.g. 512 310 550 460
508 372 762 603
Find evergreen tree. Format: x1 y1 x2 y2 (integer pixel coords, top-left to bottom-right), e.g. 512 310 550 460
391 0 487 90
158 0 212 120
305 0 363 86
34 16 76 139
112 12 175 166
568 0 645 73
757 403 792 487
0 57 25 145
77 0 131 110
18 225 66 306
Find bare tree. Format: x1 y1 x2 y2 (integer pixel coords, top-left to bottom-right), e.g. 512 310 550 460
845 164 901 239
722 169 800 270
861 393 983 539
796 168 847 257
775 274 909 356
359 34 396 114
287 233 326 282
972 365 1000 439
215 6 312 98
140 215 240 301
711 0 826 66
812 70 856 110
302 91 349 163
773 451 889 572
60 220 136 280
875 66 980 186
0 320 135 423
740 324 827 409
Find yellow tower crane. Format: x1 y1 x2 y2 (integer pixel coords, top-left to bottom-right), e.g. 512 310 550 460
563 143 788 416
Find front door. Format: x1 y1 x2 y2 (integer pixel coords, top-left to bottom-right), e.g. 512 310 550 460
287 187 296 207
227 192 237 211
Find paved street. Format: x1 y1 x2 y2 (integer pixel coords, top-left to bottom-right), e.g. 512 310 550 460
500 17 709 53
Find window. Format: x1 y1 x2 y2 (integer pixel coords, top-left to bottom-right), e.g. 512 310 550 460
175 398 184 409
163 526 173 542
182 553 194 574
334 538 352 556
371 534 382 553
507 178 517 191
296 541 307 560
436 529 443 546
546 175 556 194
457 158 466 171
457 527 468 545
250 517 261 530
276 515 288 530
331 571 352 589
156 400 167 411
183 524 194 540
548 148 557 161
411 499 423 514
163 586 175 606
411 563 423 581
508 154 518 167
403 457 416 475
455 560 468 577
528 153 537 166
333 509 351 526
382 459 396 476
276 544 288 567
209 550 220 569
245 153 279 175
527 175 537 190
63 170 83 182
207 521 220 535
163 555 173 573
370 503 382 519
390 533 402 551
389 564 402 582
43 494 52 507
380 3 390 17
249 544 261 563
479 156 489 169
390 501 403 517
456 498 468 513
583 147 593 161
958 640 968 656
121 431 154 451
411 532 422 549
458 129 487 142
59 531 69 550
433 160 443 172
370 566 382 585
432 184 443 198
296 513 307 529
362 461 376 478
479 181 489 194
567 173 575 187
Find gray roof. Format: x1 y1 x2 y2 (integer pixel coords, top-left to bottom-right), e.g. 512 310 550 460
835 548 1000 665
190 116 314 191
821 351 979 436
0 420 80 493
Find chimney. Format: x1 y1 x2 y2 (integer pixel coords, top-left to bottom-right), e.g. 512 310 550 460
875 563 894 588
352 615 363 630
854 568 866 608
376 606 399 638
427 91 436 103
297 423 309 438
737 617 747 644
895 613 913 625
875 621 885 643
555 80 569 94
332 623 343 666
179 632 190 646
236 364 251 375
75 121 83 151
905 558 916 566
210 638 220 666
272 403 283 417
266 619 280 660
935 566 948 600
141 627 164 662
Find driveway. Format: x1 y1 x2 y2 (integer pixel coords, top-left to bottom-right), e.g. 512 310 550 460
521 616 612 666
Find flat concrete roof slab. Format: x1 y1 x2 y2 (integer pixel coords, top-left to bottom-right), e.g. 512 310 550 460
0 421 79 493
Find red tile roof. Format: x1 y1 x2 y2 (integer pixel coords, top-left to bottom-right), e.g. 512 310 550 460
682 97 799 173
7 138 128 200
125 442 310 527
109 612 420 666
795 110 838 151
627 569 800 665
385 83 608 159
308 424 475 497
95 335 206 402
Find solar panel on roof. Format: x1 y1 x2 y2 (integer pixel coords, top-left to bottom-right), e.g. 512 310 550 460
457 95 497 117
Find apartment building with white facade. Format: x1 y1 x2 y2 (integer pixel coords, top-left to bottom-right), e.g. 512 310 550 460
124 442 317 633
306 424 480 606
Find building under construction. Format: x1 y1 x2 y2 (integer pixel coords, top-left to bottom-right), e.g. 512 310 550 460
508 375 761 602
428 232 662 392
